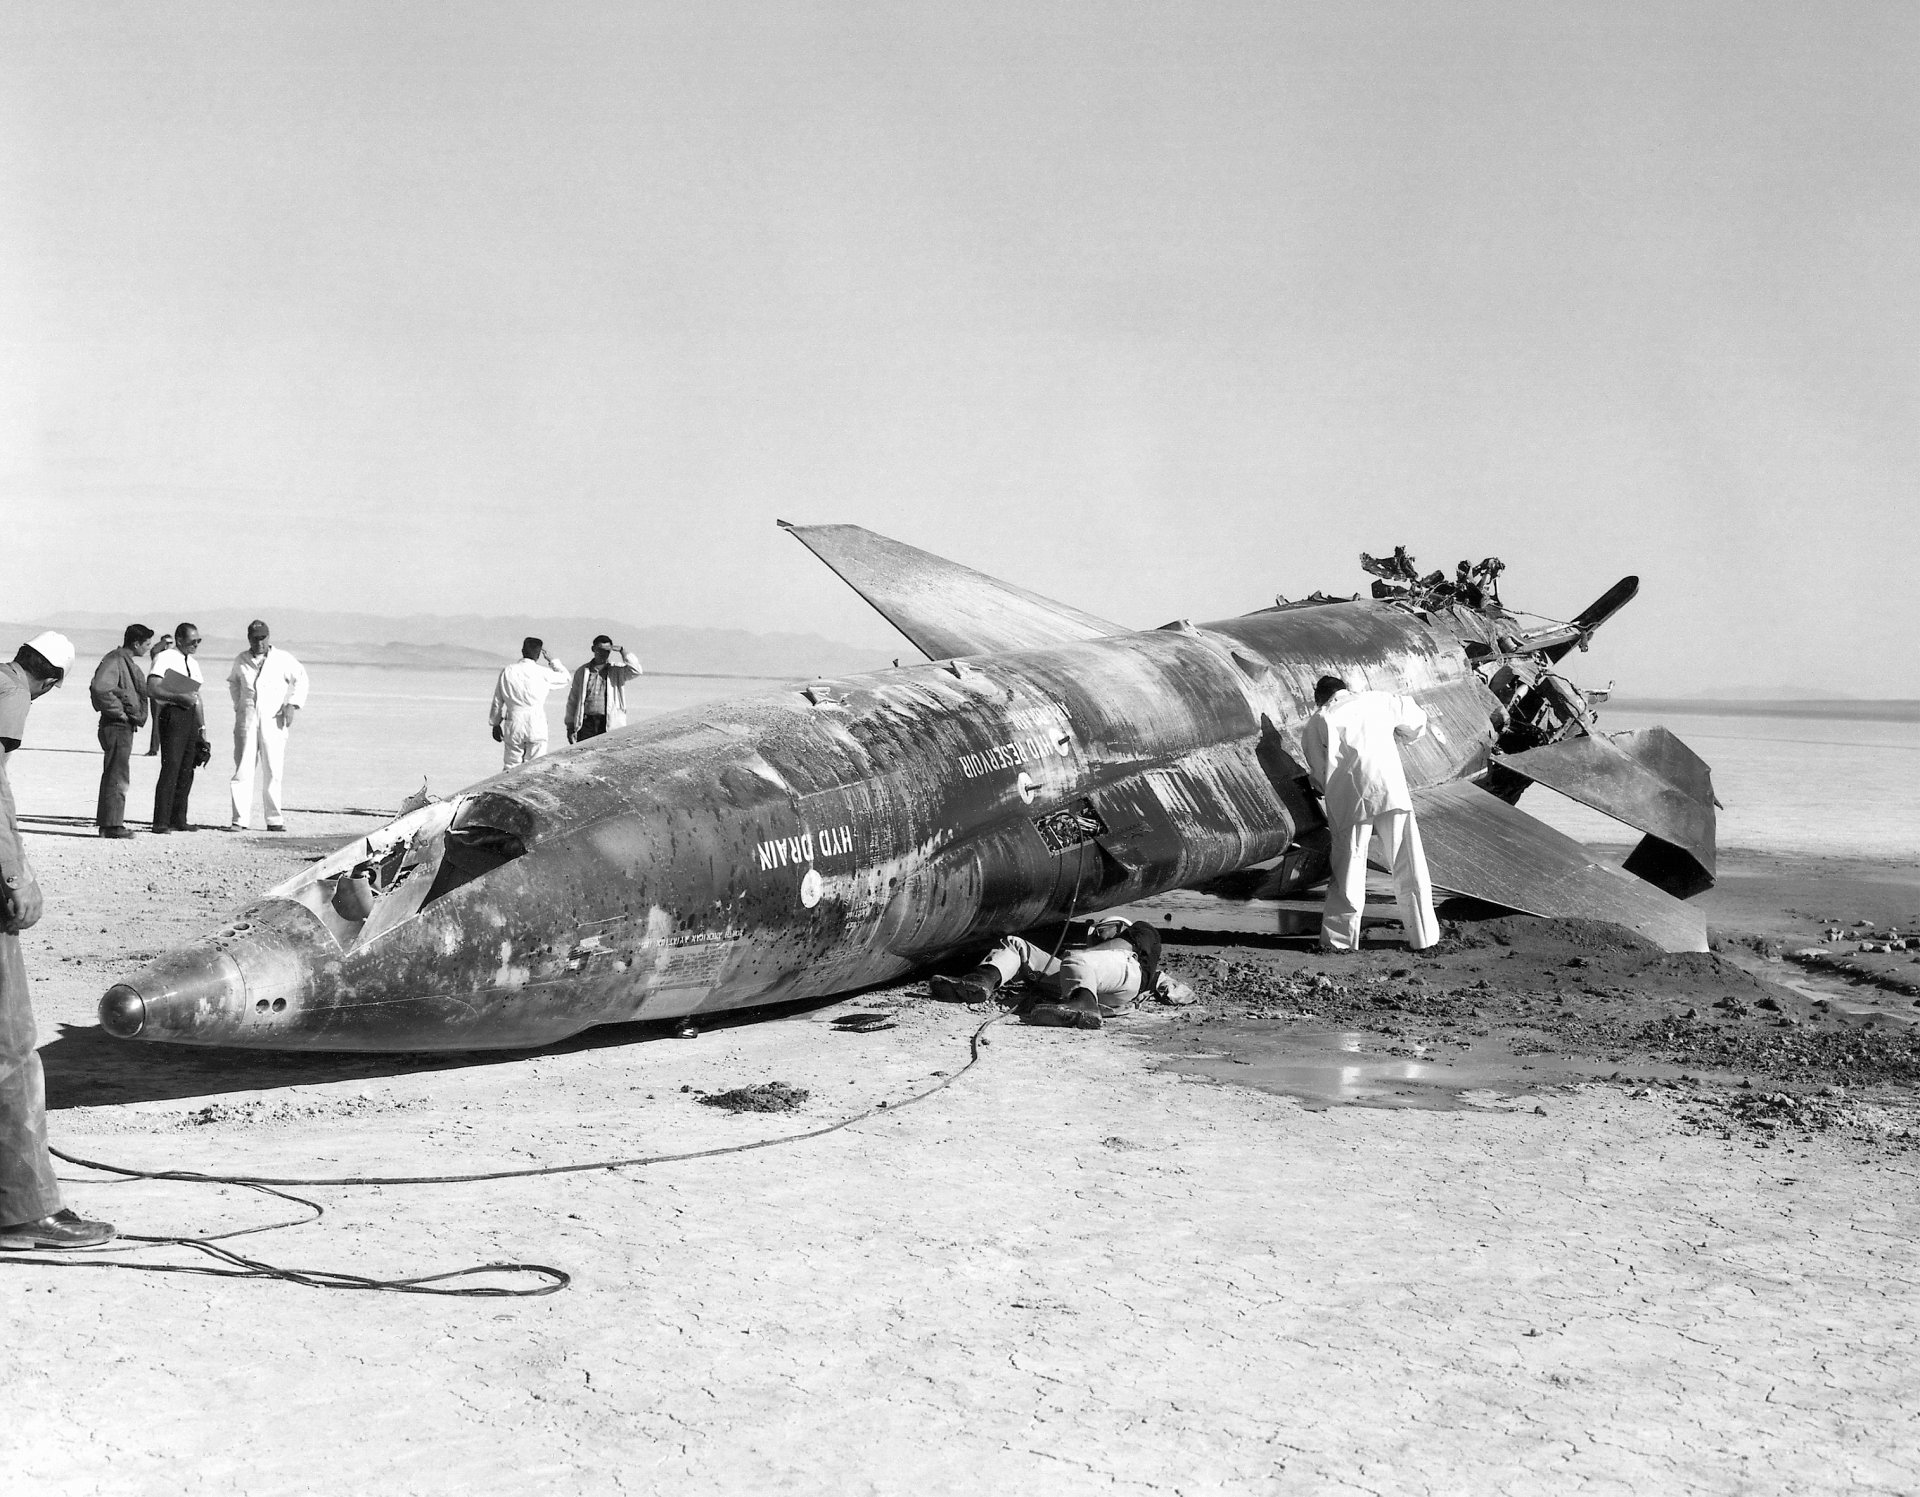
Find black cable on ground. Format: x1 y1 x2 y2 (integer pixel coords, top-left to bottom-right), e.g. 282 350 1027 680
5 1011 1006 1295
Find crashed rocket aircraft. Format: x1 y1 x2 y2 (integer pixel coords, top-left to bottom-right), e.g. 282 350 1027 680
100 524 1717 1052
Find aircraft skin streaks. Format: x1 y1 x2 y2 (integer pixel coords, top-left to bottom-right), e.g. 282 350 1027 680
98 527 1715 1053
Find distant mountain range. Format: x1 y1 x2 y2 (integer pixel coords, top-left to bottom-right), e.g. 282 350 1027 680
1683 684 1853 701
12 610 901 679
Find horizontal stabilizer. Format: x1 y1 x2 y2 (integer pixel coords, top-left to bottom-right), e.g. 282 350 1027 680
1412 780 1707 953
1544 576 1638 663
779 522 1124 661
1497 727 1716 898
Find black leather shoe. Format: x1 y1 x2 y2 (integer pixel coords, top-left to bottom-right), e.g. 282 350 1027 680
100 826 135 839
0 1208 116 1251
150 825 171 835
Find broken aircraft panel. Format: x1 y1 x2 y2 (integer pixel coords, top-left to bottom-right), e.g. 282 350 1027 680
99 525 1717 1053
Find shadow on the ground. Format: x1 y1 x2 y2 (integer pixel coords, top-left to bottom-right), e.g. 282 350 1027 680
43 995 848 1110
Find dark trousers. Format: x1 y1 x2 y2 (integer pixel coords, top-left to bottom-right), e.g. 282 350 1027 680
577 713 608 741
0 930 59 1223
152 705 198 831
96 721 135 829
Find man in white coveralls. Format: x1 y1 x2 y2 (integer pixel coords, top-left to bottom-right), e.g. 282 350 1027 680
490 637 569 768
226 619 309 831
1301 673 1441 953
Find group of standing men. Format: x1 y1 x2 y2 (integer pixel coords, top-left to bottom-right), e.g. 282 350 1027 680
489 634 641 768
88 620 309 837
1 623 635 1253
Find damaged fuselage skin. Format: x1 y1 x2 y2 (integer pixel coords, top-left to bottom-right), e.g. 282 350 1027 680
101 528 1715 1052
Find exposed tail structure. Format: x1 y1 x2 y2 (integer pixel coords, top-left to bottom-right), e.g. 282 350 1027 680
787 521 1719 951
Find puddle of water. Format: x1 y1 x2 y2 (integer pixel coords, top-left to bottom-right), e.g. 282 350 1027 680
1148 1022 1723 1112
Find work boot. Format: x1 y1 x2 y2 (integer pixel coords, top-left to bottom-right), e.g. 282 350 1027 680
0 1209 116 1251
99 826 134 839
928 966 1000 1004
1022 988 1102 1030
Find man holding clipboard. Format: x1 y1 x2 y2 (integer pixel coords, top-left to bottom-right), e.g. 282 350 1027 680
146 622 210 834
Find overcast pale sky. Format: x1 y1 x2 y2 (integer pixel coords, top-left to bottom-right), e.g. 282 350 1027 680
4 3 1914 694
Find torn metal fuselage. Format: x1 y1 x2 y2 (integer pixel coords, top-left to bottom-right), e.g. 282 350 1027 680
103 600 1508 1051
101 530 1716 1053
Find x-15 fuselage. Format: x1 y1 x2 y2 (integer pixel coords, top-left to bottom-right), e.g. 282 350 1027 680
100 526 1715 1051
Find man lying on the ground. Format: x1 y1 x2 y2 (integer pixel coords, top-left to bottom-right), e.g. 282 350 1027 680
929 919 1195 1030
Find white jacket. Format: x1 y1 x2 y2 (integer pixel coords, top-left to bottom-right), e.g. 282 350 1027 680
490 656 570 733
1302 689 1427 828
227 647 310 719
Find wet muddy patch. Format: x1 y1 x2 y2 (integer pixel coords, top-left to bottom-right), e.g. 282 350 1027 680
1134 913 1920 1114
1147 1021 1724 1111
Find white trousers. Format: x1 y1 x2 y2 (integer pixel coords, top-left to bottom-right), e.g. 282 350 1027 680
501 710 548 769
1323 809 1440 952
982 936 1143 1014
230 709 289 828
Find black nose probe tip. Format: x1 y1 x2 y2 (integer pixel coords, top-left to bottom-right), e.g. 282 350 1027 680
99 984 146 1039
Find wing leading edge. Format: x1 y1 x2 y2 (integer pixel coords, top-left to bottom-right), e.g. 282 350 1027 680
779 521 1124 661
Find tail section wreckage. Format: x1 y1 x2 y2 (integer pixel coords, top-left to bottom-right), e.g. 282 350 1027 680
100 525 1717 1052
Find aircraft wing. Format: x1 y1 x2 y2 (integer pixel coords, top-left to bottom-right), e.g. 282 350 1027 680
1412 780 1708 953
780 521 1124 660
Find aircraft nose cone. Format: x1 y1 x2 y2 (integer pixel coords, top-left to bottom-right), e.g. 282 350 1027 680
98 984 146 1038
101 944 256 1044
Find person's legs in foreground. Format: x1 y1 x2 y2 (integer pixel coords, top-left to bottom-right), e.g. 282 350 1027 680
256 715 289 829
0 930 111 1247
1321 818 1373 951
95 721 134 832
152 704 197 832
929 935 1127 1029
1024 940 1140 1027
930 935 1060 1003
229 708 259 828
1374 809 1440 951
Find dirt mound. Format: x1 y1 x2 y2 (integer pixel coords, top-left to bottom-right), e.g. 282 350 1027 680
1640 1013 1920 1087
698 1082 811 1114
1449 915 1661 954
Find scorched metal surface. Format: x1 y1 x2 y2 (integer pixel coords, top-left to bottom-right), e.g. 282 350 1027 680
99 524 1717 1051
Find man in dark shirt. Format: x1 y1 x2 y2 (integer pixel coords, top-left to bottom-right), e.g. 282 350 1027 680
146 621 209 834
0 634 115 1250
88 623 154 839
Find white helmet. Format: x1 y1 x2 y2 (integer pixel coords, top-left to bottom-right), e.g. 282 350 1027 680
22 631 76 678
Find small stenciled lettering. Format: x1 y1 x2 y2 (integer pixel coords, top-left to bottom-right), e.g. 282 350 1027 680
755 825 854 872
956 706 1074 780
957 733 1059 780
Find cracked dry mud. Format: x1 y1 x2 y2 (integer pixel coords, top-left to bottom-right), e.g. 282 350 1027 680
4 820 1917 1495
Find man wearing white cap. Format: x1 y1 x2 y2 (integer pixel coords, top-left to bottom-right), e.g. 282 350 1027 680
0 634 115 1249
226 619 309 832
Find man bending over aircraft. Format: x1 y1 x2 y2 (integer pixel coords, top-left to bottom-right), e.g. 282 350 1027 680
930 919 1192 1029
1302 674 1440 954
